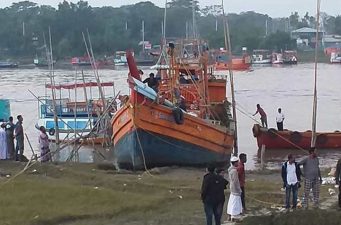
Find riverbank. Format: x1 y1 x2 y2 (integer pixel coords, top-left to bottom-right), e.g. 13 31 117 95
0 161 338 225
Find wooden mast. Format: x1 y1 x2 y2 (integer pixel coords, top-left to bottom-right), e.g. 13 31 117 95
311 0 321 148
222 0 238 155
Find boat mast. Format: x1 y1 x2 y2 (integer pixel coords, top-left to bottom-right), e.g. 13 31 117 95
222 0 238 155
311 0 321 148
142 20 145 53
46 28 60 152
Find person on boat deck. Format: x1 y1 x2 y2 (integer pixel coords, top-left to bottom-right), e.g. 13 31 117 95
179 74 188 84
335 158 341 208
281 154 301 209
227 156 243 222
39 126 51 163
276 108 285 131
0 123 8 160
143 73 159 92
5 116 15 160
179 96 187 112
253 104 267 128
201 164 228 225
237 153 247 211
14 115 24 161
299 148 322 208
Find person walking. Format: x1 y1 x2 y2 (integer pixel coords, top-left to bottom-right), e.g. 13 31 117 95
5 116 15 160
253 104 267 128
237 153 247 211
39 126 51 162
281 154 301 209
299 148 322 208
201 164 228 225
335 158 341 208
276 108 285 131
14 115 24 161
227 156 243 222
0 123 8 160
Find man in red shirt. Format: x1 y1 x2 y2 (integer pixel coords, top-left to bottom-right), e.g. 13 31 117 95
237 153 247 211
253 104 267 128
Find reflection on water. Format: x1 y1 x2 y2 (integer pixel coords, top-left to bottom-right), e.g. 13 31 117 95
0 63 341 169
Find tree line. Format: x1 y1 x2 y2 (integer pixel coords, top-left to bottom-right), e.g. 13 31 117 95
1 0 341 59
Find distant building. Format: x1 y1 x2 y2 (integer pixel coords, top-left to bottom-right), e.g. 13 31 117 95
323 35 341 55
291 27 324 49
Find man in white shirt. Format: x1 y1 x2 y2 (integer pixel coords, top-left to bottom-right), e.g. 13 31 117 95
276 108 285 131
281 154 301 209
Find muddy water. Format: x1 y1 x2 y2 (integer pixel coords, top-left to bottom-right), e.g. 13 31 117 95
0 63 341 169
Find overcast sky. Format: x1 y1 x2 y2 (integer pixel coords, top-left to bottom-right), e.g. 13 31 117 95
1 0 340 17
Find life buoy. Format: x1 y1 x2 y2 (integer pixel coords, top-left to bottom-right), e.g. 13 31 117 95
252 124 261 137
289 131 302 144
48 128 55 136
172 107 184 125
267 128 278 139
316 134 328 146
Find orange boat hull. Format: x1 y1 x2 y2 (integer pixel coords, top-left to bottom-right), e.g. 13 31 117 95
215 58 251 71
112 101 234 169
252 124 341 149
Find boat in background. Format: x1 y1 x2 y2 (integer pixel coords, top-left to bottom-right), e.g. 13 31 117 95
283 50 298 64
37 82 115 145
214 48 251 71
271 52 283 64
111 39 235 169
114 51 128 66
330 52 341 63
0 61 18 68
0 99 11 122
252 49 271 64
71 56 92 66
252 124 341 150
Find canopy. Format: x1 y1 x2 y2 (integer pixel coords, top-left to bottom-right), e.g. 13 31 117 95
46 82 114 90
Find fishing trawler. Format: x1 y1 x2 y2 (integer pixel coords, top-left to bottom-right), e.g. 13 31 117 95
283 50 298 64
252 49 272 64
36 82 115 145
111 39 235 169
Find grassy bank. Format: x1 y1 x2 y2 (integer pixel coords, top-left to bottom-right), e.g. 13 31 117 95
0 161 338 225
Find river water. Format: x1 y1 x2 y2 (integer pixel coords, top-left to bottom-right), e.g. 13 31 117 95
0 63 341 170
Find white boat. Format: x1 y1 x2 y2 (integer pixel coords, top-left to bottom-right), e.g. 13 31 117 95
252 50 271 64
114 51 128 66
272 53 284 64
330 52 341 63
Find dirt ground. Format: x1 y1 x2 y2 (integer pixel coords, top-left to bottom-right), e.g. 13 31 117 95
0 161 339 225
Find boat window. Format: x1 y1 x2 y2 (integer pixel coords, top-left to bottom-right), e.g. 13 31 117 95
46 121 64 129
67 121 88 129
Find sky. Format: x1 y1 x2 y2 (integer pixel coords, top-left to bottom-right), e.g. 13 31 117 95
1 0 341 17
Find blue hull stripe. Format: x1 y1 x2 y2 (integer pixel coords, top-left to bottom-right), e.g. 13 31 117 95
113 128 230 169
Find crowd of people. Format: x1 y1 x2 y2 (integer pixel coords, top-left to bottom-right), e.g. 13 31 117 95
0 115 24 161
0 115 51 162
200 148 339 224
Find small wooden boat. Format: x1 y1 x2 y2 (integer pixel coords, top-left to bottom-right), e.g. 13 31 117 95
0 61 18 68
215 50 251 71
71 56 92 66
252 124 341 149
112 39 235 169
283 50 298 65
330 52 341 63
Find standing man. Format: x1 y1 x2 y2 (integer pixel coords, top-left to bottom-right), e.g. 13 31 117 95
276 108 285 131
299 148 322 208
143 73 159 92
201 164 228 225
0 123 8 159
253 104 267 128
237 153 247 211
281 154 301 209
14 115 24 161
227 156 243 222
5 116 15 160
335 158 341 208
